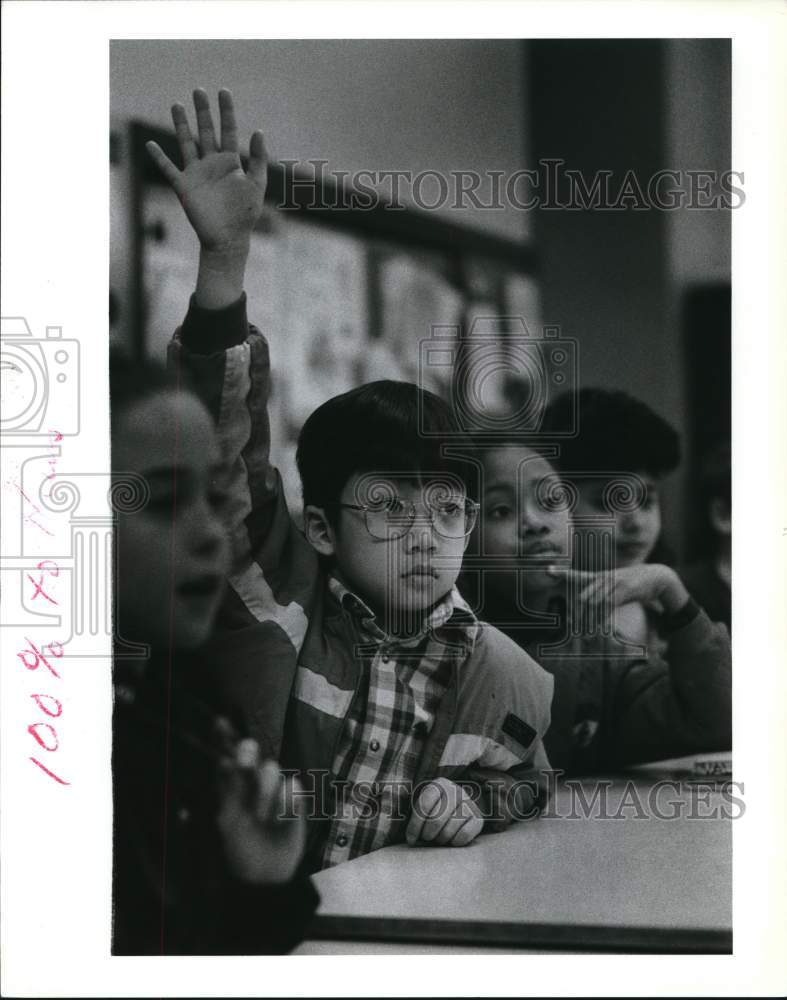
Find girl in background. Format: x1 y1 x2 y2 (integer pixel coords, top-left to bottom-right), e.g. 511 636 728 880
543 387 681 648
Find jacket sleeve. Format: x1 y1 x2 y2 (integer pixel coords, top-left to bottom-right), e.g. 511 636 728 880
168 296 313 630
451 626 555 828
605 600 732 766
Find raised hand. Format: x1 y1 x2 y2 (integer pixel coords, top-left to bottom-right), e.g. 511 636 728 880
147 89 268 255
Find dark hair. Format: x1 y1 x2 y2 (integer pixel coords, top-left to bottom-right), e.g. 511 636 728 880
296 379 476 516
111 351 172 425
109 350 203 422
543 387 681 478
109 351 202 463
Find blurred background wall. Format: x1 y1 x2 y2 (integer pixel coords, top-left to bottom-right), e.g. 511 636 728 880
110 38 731 561
529 38 730 558
110 39 529 239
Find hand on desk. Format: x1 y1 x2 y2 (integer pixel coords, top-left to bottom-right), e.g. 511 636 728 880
406 778 484 848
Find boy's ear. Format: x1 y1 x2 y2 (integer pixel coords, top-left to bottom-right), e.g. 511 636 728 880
303 505 337 556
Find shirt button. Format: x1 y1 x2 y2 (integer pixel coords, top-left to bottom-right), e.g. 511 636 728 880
336 833 349 848
370 739 380 752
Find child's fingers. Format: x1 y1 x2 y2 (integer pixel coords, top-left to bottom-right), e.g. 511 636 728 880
285 775 308 822
446 811 484 847
418 810 451 843
547 566 595 585
170 102 199 165
213 715 240 755
416 781 462 843
430 787 483 845
255 759 282 826
145 141 182 192
230 737 260 809
193 88 218 154
579 577 606 606
432 815 463 845
432 813 468 846
406 781 443 844
586 575 617 611
248 130 269 187
405 810 424 846
218 88 238 152
235 737 260 770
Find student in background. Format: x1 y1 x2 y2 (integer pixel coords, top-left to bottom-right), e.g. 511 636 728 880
543 387 680 568
147 89 553 870
679 440 731 632
111 353 317 954
542 387 681 647
460 441 731 775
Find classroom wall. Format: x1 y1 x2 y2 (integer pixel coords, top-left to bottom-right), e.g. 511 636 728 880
528 39 731 559
110 39 530 365
110 39 529 242
665 39 732 289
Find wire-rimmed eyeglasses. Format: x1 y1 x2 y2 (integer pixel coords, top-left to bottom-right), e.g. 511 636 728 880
331 496 479 540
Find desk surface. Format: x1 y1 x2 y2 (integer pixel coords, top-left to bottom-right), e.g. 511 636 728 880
299 756 732 953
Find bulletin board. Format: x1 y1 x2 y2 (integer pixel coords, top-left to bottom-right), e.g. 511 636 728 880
121 121 540 510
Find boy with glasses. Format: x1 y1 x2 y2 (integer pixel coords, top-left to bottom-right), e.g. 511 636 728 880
152 90 553 870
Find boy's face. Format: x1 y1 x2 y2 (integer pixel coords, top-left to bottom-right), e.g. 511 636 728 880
478 446 572 597
572 473 661 568
113 391 230 650
309 474 471 624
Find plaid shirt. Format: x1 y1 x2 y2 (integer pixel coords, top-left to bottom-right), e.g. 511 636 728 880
321 578 464 868
173 300 557 874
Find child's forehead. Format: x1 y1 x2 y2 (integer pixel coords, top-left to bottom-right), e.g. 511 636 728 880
481 446 558 484
346 472 466 502
114 391 220 473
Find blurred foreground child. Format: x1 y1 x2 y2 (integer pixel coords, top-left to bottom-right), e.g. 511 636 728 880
111 353 317 954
